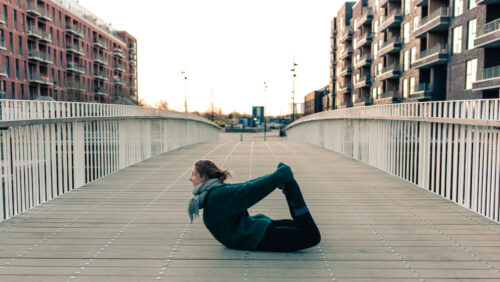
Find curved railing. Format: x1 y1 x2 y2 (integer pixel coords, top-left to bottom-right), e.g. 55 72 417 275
287 99 500 222
0 100 220 221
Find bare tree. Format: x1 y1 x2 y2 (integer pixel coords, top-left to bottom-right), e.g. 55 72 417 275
154 100 169 110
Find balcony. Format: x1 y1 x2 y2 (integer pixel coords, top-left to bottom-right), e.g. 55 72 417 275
354 8 373 30
0 11 5 25
353 97 371 107
39 9 52 22
379 9 402 32
412 44 448 69
0 39 5 51
65 25 85 38
339 47 353 60
376 90 400 104
114 77 125 86
129 55 136 64
353 75 372 89
93 55 108 65
130 70 136 77
0 64 6 77
378 64 401 81
476 0 500 3
26 2 42 17
353 54 373 69
93 38 108 49
28 49 53 64
113 64 126 72
472 65 500 91
415 0 428 6
67 62 86 74
379 0 400 8
27 26 53 43
94 87 109 96
413 7 450 38
67 82 86 91
354 32 373 49
113 48 125 58
338 66 352 77
66 44 85 56
474 18 500 48
408 83 432 100
339 27 353 42
28 72 54 86
378 36 402 56
336 83 352 95
94 72 108 81
0 90 5 99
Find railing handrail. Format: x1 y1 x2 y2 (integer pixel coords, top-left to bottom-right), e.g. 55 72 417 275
476 18 500 37
382 63 400 73
382 8 402 24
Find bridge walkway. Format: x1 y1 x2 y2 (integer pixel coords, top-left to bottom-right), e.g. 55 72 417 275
0 132 499 281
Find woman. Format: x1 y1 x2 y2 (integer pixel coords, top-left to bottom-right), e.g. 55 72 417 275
188 160 320 252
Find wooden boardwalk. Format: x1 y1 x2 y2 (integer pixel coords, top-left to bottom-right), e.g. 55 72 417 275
0 132 499 282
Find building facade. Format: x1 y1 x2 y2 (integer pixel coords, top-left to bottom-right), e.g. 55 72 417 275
329 0 499 109
0 0 137 104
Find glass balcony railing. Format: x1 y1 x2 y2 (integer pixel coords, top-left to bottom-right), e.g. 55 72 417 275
476 18 500 37
419 7 449 27
380 9 402 27
67 62 86 73
94 72 108 80
381 63 400 74
113 64 126 72
28 72 54 85
65 25 85 38
93 54 108 65
27 26 53 42
477 65 500 80
380 90 398 99
113 48 125 58
380 36 401 49
66 44 85 55
93 38 108 49
28 49 53 64
417 44 448 59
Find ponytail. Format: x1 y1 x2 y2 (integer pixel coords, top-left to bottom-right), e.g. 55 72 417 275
194 160 232 183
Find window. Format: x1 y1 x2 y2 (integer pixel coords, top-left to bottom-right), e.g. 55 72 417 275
404 51 409 71
466 59 477 90
411 47 416 64
469 0 476 9
3 5 7 27
11 83 15 99
374 20 378 33
372 88 377 100
413 17 419 31
373 43 378 57
410 77 415 94
23 61 27 79
20 84 24 99
453 26 462 54
378 63 382 75
9 32 13 53
15 59 19 79
13 10 17 30
403 79 408 98
17 0 20 7
403 23 410 43
18 36 22 55
404 0 411 15
455 0 463 16
467 19 476 50
21 14 25 33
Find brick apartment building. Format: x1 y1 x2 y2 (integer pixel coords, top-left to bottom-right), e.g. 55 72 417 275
329 0 500 109
304 86 329 115
0 0 137 104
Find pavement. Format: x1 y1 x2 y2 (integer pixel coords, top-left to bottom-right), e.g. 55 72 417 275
0 132 499 281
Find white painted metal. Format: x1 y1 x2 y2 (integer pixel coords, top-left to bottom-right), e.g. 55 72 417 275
0 100 219 221
287 98 500 223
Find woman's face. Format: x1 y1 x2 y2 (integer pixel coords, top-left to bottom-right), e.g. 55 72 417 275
189 166 206 187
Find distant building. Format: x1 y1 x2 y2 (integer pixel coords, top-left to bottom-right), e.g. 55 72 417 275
252 106 264 126
0 0 138 104
304 85 329 115
329 0 499 109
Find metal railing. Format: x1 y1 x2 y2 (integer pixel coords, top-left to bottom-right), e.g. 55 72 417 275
67 62 86 73
382 63 401 74
66 44 85 55
477 65 500 80
28 49 53 64
0 100 220 221
381 36 401 49
287 99 500 223
93 38 108 49
476 18 500 37
381 9 402 26
65 25 85 38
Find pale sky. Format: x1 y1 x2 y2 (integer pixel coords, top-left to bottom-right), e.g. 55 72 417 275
77 0 342 115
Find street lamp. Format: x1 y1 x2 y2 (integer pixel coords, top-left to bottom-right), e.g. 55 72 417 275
263 81 268 141
290 59 298 122
181 71 188 113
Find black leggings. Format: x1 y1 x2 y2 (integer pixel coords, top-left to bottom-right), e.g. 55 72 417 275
256 212 321 252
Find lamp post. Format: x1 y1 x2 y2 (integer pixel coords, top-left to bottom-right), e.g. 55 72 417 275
290 59 298 122
263 81 268 141
181 71 188 113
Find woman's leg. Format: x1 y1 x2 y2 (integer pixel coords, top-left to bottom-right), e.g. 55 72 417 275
257 217 320 252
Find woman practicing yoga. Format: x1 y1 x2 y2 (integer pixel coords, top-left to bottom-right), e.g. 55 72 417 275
187 160 320 252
